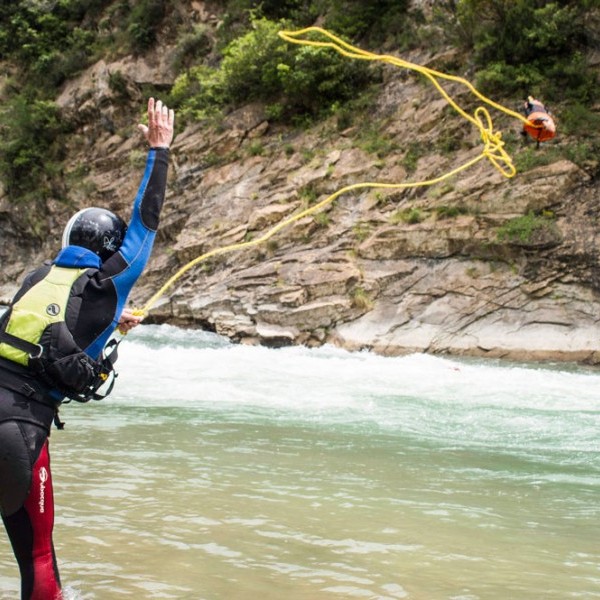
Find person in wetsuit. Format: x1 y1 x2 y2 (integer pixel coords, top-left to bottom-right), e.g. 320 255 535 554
0 97 174 599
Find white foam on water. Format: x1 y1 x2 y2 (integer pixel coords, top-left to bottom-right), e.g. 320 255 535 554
112 324 600 459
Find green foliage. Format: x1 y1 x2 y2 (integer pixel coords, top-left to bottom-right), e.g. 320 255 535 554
221 0 412 46
496 211 561 246
435 204 469 220
171 18 373 123
391 207 427 225
463 1 582 64
108 70 129 98
474 63 544 97
0 95 67 200
299 184 318 205
319 0 411 45
169 66 226 121
559 102 600 137
275 43 371 116
352 221 372 242
355 122 398 158
172 24 212 72
313 212 330 227
454 1 596 102
0 2 104 203
512 146 562 172
126 0 165 52
217 0 316 50
220 19 292 103
248 141 265 156
235 0 318 25
351 286 373 310
0 1 99 86
402 142 429 174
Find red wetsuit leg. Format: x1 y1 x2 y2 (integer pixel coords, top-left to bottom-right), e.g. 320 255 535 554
22 439 62 600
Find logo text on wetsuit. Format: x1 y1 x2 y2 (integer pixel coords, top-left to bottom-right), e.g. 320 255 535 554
39 467 48 513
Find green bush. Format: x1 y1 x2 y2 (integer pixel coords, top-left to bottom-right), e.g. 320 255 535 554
352 221 372 242
127 0 165 52
276 43 371 115
402 142 429 174
320 0 410 44
244 0 318 24
108 70 129 98
435 204 469 220
171 18 373 123
0 1 104 86
466 2 583 65
169 66 226 121
351 286 373 310
220 0 413 44
356 123 398 158
391 207 427 225
512 146 561 172
562 141 600 177
454 1 596 102
220 19 292 103
0 95 67 200
496 211 561 246
172 24 212 71
475 63 545 97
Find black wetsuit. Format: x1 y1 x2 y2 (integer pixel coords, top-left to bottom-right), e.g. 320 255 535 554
0 147 169 599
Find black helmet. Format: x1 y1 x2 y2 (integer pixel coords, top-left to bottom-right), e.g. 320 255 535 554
62 207 127 261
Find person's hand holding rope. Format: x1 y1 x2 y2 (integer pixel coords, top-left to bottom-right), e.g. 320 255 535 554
118 308 143 334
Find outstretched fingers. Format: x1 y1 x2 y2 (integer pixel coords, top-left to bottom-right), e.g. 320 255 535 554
142 97 175 148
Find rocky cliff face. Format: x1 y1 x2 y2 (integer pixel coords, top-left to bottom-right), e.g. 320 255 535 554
0 5 598 364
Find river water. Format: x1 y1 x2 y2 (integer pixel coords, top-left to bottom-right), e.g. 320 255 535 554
0 324 598 599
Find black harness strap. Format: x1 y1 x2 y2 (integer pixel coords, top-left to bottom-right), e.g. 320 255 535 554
0 367 65 429
0 367 56 407
0 330 42 358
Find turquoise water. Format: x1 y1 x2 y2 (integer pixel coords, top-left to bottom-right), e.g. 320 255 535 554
1 324 599 599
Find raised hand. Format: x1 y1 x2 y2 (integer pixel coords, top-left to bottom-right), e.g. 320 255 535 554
138 97 175 149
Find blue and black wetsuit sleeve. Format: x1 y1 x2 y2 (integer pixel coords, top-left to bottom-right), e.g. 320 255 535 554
124 147 169 266
102 147 169 281
82 148 169 359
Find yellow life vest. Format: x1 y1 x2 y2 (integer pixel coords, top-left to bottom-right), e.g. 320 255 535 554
0 265 118 402
0 266 88 366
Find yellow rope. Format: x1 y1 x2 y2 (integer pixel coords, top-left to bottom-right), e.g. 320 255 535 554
135 26 531 318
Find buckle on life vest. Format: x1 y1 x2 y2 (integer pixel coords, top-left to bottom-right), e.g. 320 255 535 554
28 344 44 360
